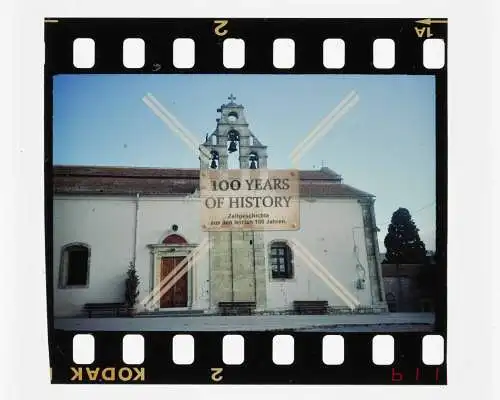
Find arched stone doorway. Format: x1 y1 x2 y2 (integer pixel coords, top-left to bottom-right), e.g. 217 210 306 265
148 233 198 310
160 235 189 308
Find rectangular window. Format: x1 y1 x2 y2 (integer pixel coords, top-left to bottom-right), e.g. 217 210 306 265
270 243 293 279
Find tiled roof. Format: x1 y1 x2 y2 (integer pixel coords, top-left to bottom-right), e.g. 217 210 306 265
53 165 373 198
53 166 201 179
299 167 342 181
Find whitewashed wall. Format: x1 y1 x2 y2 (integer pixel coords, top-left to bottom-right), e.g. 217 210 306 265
53 195 377 317
53 195 209 317
263 198 374 310
53 197 136 317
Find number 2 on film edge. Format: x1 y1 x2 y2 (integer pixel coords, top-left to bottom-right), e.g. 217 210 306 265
211 367 223 382
214 20 229 37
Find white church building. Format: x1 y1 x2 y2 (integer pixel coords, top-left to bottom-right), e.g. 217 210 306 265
52 96 387 317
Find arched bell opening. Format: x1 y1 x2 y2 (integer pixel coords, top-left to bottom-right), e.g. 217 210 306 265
210 151 219 169
249 152 259 169
227 130 240 154
227 130 240 169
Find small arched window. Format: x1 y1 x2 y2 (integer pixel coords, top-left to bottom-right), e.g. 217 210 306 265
227 111 238 123
59 243 90 288
270 241 293 279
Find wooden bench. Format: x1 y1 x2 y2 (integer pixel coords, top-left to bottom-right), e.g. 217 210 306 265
293 300 329 315
330 306 352 314
330 305 382 314
83 303 128 318
218 301 256 316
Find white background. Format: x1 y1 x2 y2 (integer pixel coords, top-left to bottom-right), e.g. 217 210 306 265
2 0 497 398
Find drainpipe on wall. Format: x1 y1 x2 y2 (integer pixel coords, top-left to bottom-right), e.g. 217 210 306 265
132 193 140 265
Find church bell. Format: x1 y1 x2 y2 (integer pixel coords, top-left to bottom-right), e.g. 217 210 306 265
210 159 217 169
249 159 257 169
228 140 238 153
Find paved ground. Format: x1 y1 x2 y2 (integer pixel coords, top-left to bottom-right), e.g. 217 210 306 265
299 324 434 332
54 312 435 332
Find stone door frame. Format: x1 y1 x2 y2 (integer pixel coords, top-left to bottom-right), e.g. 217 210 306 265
148 244 199 311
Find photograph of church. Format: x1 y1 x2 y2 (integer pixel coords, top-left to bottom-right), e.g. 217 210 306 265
51 74 436 331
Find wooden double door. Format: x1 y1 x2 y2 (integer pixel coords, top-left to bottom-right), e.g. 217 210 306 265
160 256 188 308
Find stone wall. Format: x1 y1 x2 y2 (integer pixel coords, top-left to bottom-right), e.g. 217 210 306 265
382 264 435 312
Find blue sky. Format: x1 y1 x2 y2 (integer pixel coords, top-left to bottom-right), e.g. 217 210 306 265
53 74 436 251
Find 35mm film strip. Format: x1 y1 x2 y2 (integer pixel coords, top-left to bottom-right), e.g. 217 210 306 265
45 18 447 385
52 332 446 384
44 18 447 73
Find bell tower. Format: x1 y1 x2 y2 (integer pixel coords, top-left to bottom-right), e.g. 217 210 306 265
200 94 268 170
199 95 268 312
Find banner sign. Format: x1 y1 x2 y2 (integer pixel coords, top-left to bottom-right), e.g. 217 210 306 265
200 169 300 231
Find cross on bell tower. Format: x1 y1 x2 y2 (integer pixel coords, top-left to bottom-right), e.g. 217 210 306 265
199 95 268 170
